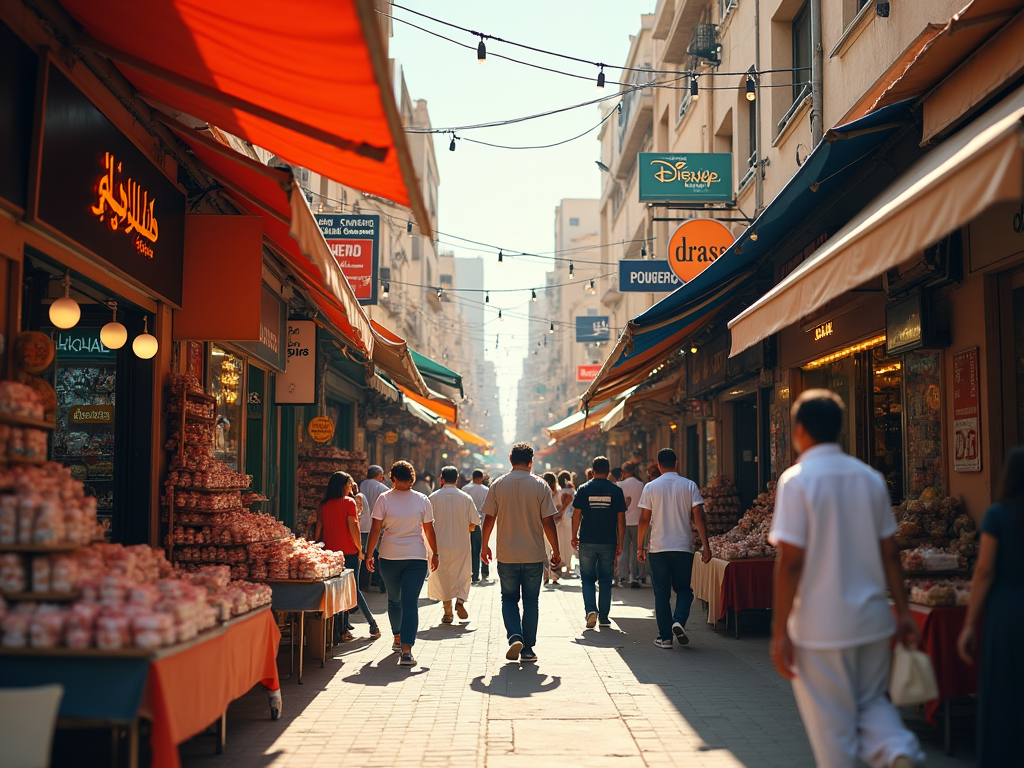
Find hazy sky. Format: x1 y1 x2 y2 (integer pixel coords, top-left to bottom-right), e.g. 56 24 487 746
390 0 656 444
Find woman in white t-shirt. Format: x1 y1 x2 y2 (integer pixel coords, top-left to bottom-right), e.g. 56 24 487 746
366 460 439 668
555 471 577 577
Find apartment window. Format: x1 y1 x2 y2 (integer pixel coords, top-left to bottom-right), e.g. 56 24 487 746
720 0 738 18
440 273 453 289
569 218 580 226
792 3 812 105
748 100 757 169
412 236 421 261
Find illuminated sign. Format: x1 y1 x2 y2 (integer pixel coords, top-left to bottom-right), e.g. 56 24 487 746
639 153 733 202
667 219 735 283
813 321 833 341
69 405 114 424
91 152 159 256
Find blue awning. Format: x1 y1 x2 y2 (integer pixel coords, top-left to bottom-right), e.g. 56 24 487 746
580 100 914 407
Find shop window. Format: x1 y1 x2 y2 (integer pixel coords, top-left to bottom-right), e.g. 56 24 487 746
802 354 856 455
791 4 812 106
869 347 903 503
704 420 718 480
903 352 943 498
769 383 791 480
209 345 244 471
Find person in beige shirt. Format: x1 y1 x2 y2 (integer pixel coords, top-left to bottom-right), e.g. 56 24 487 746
481 442 560 663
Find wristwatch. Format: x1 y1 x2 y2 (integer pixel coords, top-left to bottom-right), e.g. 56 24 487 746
432 553 440 558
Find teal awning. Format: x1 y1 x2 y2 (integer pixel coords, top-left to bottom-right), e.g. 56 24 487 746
411 349 463 396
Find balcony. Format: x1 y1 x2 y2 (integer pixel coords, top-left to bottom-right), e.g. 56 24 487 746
615 66 654 180
662 0 708 64
652 0 677 40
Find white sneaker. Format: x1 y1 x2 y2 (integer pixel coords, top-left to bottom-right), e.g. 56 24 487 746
586 611 598 629
672 622 689 645
653 638 673 649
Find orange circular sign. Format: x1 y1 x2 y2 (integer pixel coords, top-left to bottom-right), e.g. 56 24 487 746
666 219 735 283
308 416 335 443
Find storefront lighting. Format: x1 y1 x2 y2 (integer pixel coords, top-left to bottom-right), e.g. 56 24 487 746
690 342 698 354
132 316 159 359
803 335 887 370
99 301 128 350
49 271 81 330
670 422 678 430
874 362 902 375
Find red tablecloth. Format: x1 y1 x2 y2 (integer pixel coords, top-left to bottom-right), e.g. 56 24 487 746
894 604 979 727
719 558 775 620
145 608 281 768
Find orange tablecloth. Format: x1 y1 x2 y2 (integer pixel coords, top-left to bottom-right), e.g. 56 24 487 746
145 608 281 768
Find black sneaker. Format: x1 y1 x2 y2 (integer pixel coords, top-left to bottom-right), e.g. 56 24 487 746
598 617 611 628
399 653 416 667
520 649 537 663
630 581 640 589
506 636 524 660
672 622 689 645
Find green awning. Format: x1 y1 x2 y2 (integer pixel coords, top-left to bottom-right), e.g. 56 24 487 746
410 349 463 396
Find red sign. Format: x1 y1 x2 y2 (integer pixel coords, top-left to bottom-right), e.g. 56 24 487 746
577 365 601 382
326 239 374 300
952 348 981 472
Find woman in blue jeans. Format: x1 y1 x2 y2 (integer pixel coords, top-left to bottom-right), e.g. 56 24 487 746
365 461 439 667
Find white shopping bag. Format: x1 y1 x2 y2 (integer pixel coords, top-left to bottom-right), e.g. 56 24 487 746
890 643 939 706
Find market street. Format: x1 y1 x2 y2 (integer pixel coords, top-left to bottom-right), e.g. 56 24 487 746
176 581 975 768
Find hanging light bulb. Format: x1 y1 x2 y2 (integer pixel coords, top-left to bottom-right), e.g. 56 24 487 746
99 301 127 350
588 278 596 295
485 291 490 303
690 75 699 101
48 271 81 330
407 219 413 234
641 242 648 259
498 309 503 321
498 250 504 265
449 134 457 152
531 288 537 302
477 37 487 63
596 66 606 89
690 342 698 354
436 287 443 300
133 316 159 359
745 75 756 102
382 281 390 299
569 261 574 279
549 322 555 334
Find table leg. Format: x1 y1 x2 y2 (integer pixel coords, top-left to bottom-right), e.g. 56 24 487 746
298 611 305 685
111 726 119 768
735 611 741 639
321 614 327 668
944 698 953 756
127 721 138 768
288 614 295 681
216 711 226 755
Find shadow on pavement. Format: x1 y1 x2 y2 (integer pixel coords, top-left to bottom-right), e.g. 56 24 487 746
470 662 561 697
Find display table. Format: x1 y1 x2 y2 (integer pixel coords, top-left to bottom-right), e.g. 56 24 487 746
265 570 357 683
0 606 281 768
892 603 978 754
692 557 775 637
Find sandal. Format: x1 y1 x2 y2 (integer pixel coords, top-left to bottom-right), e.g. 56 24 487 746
441 614 454 624
339 631 354 642
368 622 381 639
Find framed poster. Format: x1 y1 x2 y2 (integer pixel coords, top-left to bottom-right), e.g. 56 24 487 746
952 348 981 472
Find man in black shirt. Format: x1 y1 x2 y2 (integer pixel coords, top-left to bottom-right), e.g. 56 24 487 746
571 456 627 629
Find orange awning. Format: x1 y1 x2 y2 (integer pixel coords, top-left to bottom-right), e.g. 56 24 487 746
60 0 431 236
397 385 458 426
445 427 492 450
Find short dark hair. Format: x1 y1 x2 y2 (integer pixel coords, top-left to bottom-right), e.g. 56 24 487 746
390 460 415 483
472 469 484 480
621 462 635 476
611 467 622 480
440 465 459 483
509 442 534 466
657 448 677 469
792 389 845 444
592 456 610 475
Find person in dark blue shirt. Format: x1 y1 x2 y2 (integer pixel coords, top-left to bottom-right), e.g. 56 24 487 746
571 456 627 629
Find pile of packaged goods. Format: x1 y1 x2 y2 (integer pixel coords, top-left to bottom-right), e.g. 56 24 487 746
0 382 46 419
247 539 345 582
702 482 778 560
169 511 289 544
173 490 243 512
0 383 50 462
893 490 977 567
0 463 103 547
904 576 971 607
295 446 368 537
900 546 961 573
699 476 742 535
0 546 272 649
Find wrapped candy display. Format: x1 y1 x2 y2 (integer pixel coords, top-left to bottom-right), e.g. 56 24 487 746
168 511 289 546
699 476 742 536
0 381 46 420
702 482 778 560
900 546 961 573
904 576 971 607
893 491 978 568
0 463 101 546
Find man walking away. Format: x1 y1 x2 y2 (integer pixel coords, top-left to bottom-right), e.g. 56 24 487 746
770 390 923 768
617 463 645 588
571 456 627 629
360 466 389 591
638 448 711 649
481 443 560 663
463 469 490 582
427 466 480 623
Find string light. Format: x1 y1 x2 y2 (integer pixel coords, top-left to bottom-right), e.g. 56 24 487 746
406 219 412 234
485 292 490 303
641 243 647 259
531 289 537 302
498 309 505 321
382 281 390 299
569 261 574 279
549 322 555 334
745 75 757 101
690 342 698 354
596 66 605 89
498 250 504 265
477 36 487 63
449 134 457 151
436 287 443 299
587 278 596 295
690 75 699 100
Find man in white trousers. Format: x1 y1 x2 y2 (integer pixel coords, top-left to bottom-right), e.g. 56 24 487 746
427 466 480 623
770 389 924 768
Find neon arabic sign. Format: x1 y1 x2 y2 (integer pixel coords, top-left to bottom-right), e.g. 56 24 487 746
90 152 159 257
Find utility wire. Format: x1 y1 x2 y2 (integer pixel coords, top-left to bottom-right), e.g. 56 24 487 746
458 107 617 150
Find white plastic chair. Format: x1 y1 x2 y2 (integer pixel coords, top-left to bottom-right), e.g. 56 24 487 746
0 684 64 768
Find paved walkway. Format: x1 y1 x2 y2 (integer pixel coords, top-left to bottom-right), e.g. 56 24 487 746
181 575 976 768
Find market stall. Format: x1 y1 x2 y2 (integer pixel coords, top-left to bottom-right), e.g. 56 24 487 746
691 556 775 637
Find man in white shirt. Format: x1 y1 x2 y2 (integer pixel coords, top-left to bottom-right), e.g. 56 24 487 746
360 466 389 591
616 463 645 588
637 448 711 649
427 466 480 623
770 389 922 768
463 469 491 582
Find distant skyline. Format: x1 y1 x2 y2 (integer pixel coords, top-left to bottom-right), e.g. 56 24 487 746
391 0 656 445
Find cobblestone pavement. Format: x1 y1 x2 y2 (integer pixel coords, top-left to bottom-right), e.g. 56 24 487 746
180 575 977 768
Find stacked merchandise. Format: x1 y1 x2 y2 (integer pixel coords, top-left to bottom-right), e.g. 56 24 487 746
702 482 778 560
248 539 345 582
296 446 368 538
699 476 742 535
0 383 51 462
0 544 271 650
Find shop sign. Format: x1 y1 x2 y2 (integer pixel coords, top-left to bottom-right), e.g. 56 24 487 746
666 220 735 284
577 365 601 382
638 153 733 203
32 62 185 306
237 283 288 372
275 321 316 404
576 316 611 343
69 405 113 424
618 260 681 292
55 329 115 359
952 348 981 473
687 334 729 397
316 213 380 305
886 293 923 355
384 430 399 445
726 342 763 381
813 321 834 341
308 416 335 443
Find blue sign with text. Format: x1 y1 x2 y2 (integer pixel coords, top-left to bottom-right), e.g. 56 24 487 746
618 260 682 292
576 315 611 343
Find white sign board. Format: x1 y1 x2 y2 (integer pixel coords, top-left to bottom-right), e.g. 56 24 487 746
276 320 316 404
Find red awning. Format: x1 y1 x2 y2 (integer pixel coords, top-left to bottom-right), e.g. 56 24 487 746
60 0 431 236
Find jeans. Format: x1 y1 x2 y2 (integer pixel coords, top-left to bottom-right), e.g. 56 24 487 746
340 552 373 629
648 550 695 640
497 562 543 650
377 558 427 646
358 533 371 590
578 542 616 620
618 526 644 582
470 527 482 580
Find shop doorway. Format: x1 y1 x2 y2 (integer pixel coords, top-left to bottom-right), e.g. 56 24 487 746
685 424 700 484
734 398 758 511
